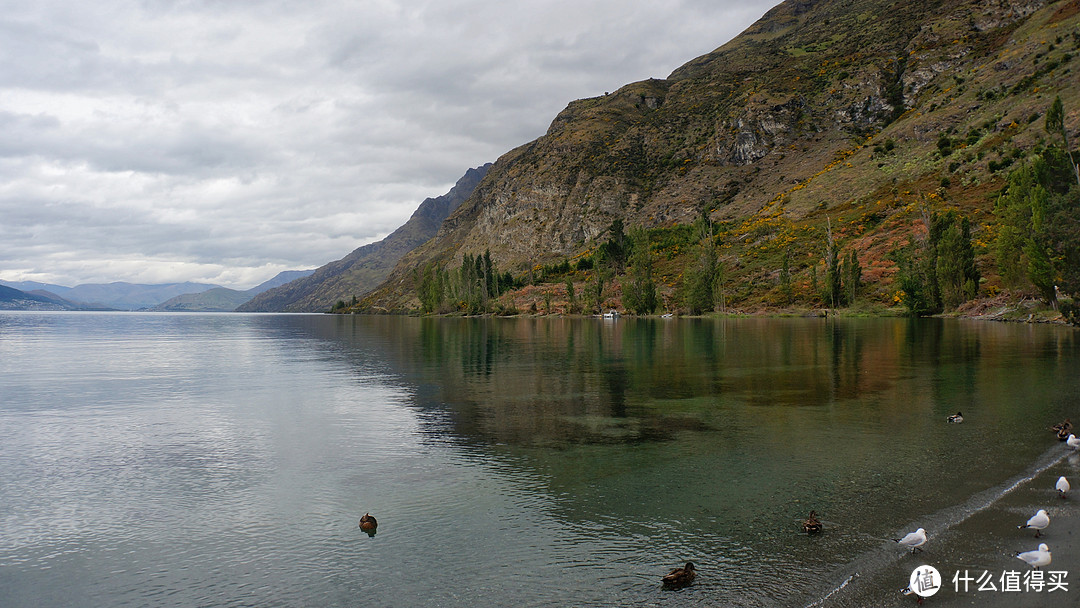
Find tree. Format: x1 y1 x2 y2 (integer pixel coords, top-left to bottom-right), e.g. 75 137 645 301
842 249 861 305
1024 239 1056 307
584 269 607 314
892 209 978 315
995 150 1078 306
1046 96 1079 186
622 226 658 315
779 249 793 305
417 263 446 313
596 219 628 272
937 215 979 308
483 249 497 296
1043 187 1080 296
682 220 719 314
565 278 577 314
823 219 842 308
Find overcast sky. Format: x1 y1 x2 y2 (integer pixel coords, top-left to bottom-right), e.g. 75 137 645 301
0 0 777 289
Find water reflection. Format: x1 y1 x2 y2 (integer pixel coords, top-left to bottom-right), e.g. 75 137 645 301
306 315 1080 604
5 313 1080 608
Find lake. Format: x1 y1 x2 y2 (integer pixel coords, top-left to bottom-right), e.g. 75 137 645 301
1 312 1078 607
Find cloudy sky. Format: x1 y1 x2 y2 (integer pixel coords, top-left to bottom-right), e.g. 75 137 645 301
0 0 777 289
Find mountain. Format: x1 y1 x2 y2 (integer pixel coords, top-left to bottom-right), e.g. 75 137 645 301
0 284 85 310
1 281 75 299
358 0 1080 313
238 164 492 312
62 282 222 310
149 270 315 312
0 280 223 310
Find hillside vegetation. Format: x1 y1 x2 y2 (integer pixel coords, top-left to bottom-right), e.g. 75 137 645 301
354 0 1080 321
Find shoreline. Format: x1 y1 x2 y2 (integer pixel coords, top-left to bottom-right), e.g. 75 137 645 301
809 442 1080 607
349 292 1076 326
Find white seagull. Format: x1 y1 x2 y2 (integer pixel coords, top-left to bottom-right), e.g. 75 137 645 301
899 586 925 605
1015 543 1052 569
1067 434 1080 450
893 527 927 553
1057 476 1070 498
1018 509 1050 537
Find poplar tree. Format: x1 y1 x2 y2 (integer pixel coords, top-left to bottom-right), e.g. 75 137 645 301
623 226 658 315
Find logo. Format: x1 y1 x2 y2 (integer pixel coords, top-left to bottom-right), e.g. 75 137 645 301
910 565 942 598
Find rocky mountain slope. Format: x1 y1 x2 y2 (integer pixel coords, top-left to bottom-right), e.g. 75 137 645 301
238 164 491 312
360 0 1080 313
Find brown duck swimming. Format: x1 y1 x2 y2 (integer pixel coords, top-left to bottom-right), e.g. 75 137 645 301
803 510 823 534
359 513 378 536
662 561 696 588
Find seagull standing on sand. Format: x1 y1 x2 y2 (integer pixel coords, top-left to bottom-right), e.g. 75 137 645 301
1067 434 1080 450
1057 476 1070 498
899 586 925 605
893 527 927 553
1015 543 1052 569
1018 509 1050 537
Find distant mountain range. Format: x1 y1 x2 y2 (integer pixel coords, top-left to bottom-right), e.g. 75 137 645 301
1 161 488 314
0 283 94 311
149 270 314 312
0 270 313 311
238 163 491 312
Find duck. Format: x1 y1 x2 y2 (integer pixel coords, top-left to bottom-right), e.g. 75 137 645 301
1015 543 1052 570
893 528 927 553
1053 419 1073 440
1057 476 1070 498
1068 434 1080 450
359 513 378 536
661 562 696 588
946 411 964 423
1018 509 1050 538
803 510 823 534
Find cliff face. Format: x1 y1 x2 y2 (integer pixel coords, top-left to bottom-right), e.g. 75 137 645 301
365 0 1080 311
239 164 491 312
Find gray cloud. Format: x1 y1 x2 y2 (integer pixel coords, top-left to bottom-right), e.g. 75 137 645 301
0 0 777 289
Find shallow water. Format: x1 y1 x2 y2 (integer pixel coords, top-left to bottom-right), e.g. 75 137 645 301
1 313 1078 607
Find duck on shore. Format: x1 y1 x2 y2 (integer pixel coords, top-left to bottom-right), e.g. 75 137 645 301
661 562 696 588
1053 419 1073 440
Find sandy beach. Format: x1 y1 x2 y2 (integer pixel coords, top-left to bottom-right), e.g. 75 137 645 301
814 442 1080 607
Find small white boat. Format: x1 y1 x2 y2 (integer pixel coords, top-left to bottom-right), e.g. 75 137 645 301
602 309 620 319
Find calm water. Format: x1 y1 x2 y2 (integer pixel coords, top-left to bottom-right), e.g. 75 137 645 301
1 312 1079 607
